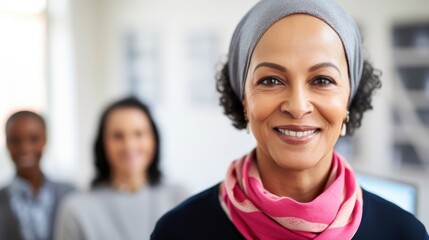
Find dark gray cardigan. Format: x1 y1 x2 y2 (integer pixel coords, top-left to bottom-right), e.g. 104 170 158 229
0 181 75 240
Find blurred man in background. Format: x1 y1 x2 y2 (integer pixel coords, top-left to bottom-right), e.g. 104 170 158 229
0 111 75 240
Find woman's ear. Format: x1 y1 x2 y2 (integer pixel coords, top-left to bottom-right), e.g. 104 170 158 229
242 96 250 133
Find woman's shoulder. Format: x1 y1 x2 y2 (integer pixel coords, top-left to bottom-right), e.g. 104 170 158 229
361 189 422 223
59 190 98 212
151 183 244 240
0 186 8 202
154 184 220 225
148 182 188 198
48 179 76 197
354 189 428 239
59 186 116 214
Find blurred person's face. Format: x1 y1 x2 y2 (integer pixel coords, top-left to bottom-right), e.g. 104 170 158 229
104 107 156 179
6 117 46 170
242 14 350 172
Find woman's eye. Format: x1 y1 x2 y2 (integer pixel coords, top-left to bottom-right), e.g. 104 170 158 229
135 131 144 138
9 138 20 145
112 132 123 140
30 135 40 143
312 77 334 86
258 77 282 86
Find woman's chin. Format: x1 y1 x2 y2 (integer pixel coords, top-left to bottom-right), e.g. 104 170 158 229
269 150 325 171
123 167 144 173
15 159 39 169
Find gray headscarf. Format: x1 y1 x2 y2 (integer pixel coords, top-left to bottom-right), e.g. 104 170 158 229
228 0 363 105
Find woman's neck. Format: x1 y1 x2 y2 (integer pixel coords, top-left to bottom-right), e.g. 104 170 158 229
110 172 147 192
255 149 333 203
17 167 43 197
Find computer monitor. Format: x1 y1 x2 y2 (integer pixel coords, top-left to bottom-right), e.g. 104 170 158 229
356 173 418 215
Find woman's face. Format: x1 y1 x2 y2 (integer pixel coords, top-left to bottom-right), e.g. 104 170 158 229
243 14 350 171
104 107 156 178
6 117 46 170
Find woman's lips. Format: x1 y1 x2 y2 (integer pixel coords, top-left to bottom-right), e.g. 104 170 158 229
16 154 38 168
274 125 320 145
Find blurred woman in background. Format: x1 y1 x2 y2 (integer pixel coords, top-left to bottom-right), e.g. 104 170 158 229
55 97 186 240
0 111 75 240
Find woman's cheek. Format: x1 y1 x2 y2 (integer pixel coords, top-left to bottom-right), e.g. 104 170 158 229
248 93 279 122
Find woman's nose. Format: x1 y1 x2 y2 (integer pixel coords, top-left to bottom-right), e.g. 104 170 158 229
280 86 314 119
18 140 35 155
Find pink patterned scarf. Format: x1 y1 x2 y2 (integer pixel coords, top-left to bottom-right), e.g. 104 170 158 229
220 150 363 240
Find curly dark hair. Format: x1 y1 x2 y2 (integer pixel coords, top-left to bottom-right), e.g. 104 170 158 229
92 96 162 187
216 60 382 135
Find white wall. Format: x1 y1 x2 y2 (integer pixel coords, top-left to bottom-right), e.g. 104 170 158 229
66 0 429 226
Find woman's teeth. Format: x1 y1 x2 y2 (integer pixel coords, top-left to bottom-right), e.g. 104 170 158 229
277 128 316 137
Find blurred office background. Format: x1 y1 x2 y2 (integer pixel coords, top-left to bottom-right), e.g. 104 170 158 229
0 0 428 227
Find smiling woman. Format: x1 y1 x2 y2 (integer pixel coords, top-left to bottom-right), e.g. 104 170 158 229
0 111 75 240
242 14 351 201
151 0 428 239
55 97 187 240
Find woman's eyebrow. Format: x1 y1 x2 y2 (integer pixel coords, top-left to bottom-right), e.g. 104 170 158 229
253 62 341 76
253 62 287 73
308 62 341 75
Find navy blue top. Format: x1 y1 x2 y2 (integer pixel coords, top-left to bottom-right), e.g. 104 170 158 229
152 184 429 240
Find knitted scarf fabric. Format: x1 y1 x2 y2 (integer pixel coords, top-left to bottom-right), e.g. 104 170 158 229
221 150 363 239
